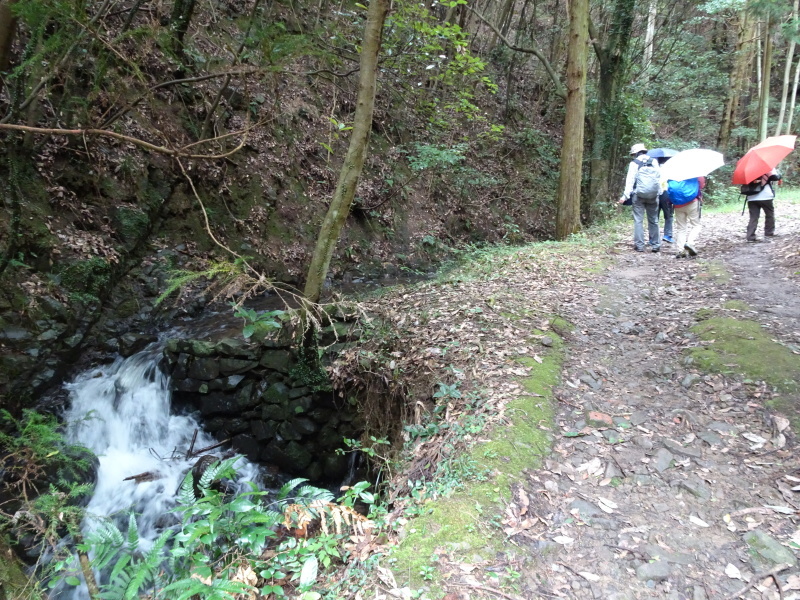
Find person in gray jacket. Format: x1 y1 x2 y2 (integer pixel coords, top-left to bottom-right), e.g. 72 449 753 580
618 143 661 252
746 169 781 242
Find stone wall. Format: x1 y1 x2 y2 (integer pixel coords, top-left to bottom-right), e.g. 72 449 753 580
161 333 360 482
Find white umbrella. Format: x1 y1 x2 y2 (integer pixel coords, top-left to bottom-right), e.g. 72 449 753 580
659 149 725 182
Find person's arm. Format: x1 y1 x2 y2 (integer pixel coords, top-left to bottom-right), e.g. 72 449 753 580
619 161 637 203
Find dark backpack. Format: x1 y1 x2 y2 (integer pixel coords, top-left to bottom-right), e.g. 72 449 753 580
633 156 660 200
740 181 765 196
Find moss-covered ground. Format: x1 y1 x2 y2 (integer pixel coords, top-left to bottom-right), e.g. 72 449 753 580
390 332 562 594
690 315 800 425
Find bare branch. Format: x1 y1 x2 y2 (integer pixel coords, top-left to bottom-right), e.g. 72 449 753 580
465 3 565 100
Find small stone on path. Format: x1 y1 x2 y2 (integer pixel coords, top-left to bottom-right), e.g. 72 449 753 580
653 448 675 473
636 559 672 582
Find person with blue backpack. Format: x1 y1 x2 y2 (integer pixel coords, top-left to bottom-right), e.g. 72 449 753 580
666 176 705 258
618 143 662 252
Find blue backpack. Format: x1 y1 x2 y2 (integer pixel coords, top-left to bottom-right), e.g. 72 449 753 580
667 178 700 206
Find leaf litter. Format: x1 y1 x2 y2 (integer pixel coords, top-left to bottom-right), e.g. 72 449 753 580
328 205 800 599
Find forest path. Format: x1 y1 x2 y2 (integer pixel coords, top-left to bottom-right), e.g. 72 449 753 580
513 202 800 599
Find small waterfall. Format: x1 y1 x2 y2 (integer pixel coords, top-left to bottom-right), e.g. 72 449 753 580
59 348 259 597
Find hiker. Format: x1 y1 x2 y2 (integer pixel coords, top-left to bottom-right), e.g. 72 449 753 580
618 143 661 252
744 169 781 242
667 176 705 258
657 181 674 244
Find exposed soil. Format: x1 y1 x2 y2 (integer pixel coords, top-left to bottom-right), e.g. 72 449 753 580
374 202 800 600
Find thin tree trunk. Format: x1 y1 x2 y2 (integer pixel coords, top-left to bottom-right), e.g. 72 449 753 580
556 0 589 239
170 0 197 53
642 0 656 72
786 52 800 134
0 0 18 93
303 0 388 303
718 8 754 150
758 16 773 141
776 0 799 135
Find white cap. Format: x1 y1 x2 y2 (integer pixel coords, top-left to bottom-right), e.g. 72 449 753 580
630 143 647 155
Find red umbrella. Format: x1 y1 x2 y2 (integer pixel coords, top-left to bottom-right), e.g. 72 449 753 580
731 134 796 184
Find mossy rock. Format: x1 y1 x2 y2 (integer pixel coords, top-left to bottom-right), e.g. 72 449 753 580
690 316 800 426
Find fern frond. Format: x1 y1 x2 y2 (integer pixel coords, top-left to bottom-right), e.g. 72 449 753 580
177 471 196 505
278 477 308 500
297 485 334 503
125 513 139 552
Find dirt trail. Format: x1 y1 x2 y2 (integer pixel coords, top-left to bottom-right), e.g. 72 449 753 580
521 204 800 599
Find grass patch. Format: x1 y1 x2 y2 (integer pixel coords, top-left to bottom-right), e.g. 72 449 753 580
723 300 751 311
390 333 561 594
690 316 800 424
694 260 731 283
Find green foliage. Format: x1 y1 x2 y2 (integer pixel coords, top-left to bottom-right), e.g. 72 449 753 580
407 143 467 172
232 305 285 339
47 457 371 600
155 258 247 305
58 257 114 300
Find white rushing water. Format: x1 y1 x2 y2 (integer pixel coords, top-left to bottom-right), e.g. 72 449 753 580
59 348 260 598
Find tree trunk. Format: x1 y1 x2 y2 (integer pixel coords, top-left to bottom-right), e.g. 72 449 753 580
776 0 799 135
758 16 773 141
786 51 800 134
170 0 197 53
303 0 389 303
718 8 754 151
642 0 656 72
555 0 589 239
587 0 635 216
0 0 18 84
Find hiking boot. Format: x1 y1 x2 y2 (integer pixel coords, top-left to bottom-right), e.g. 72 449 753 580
663 235 674 243
634 247 645 252
684 244 697 256
651 246 660 253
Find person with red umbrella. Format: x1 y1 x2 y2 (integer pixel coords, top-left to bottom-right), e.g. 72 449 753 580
742 168 781 242
732 135 795 241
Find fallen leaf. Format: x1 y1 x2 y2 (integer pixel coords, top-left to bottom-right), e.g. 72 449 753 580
689 515 710 528
725 563 742 580
553 535 574 545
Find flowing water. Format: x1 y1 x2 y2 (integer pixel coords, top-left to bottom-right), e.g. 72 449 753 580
58 348 260 598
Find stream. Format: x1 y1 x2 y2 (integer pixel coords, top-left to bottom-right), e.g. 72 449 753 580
58 348 260 599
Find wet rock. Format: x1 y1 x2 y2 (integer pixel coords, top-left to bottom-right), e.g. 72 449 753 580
262 382 291 404
580 373 601 390
681 373 701 388
277 421 303 441
215 338 259 359
653 448 675 473
0 326 32 341
292 417 318 435
259 350 292 372
585 411 613 428
709 421 738 435
541 336 554 347
251 420 276 441
641 544 694 565
698 431 723 446
119 332 158 356
218 358 259 376
187 357 221 381
231 434 261 462
289 396 314 415
635 559 671 582
262 440 313 471
262 404 289 421
662 438 702 459
744 530 798 567
678 477 712 500
322 453 349 480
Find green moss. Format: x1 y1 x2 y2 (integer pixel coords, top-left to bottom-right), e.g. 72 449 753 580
391 330 562 591
690 316 800 424
723 300 750 311
695 307 715 321
59 257 113 300
694 261 731 283
0 537 42 600
113 206 150 244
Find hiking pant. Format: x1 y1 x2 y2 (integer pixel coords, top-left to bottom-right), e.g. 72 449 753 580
658 193 673 239
632 194 660 251
746 200 775 240
674 200 701 252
